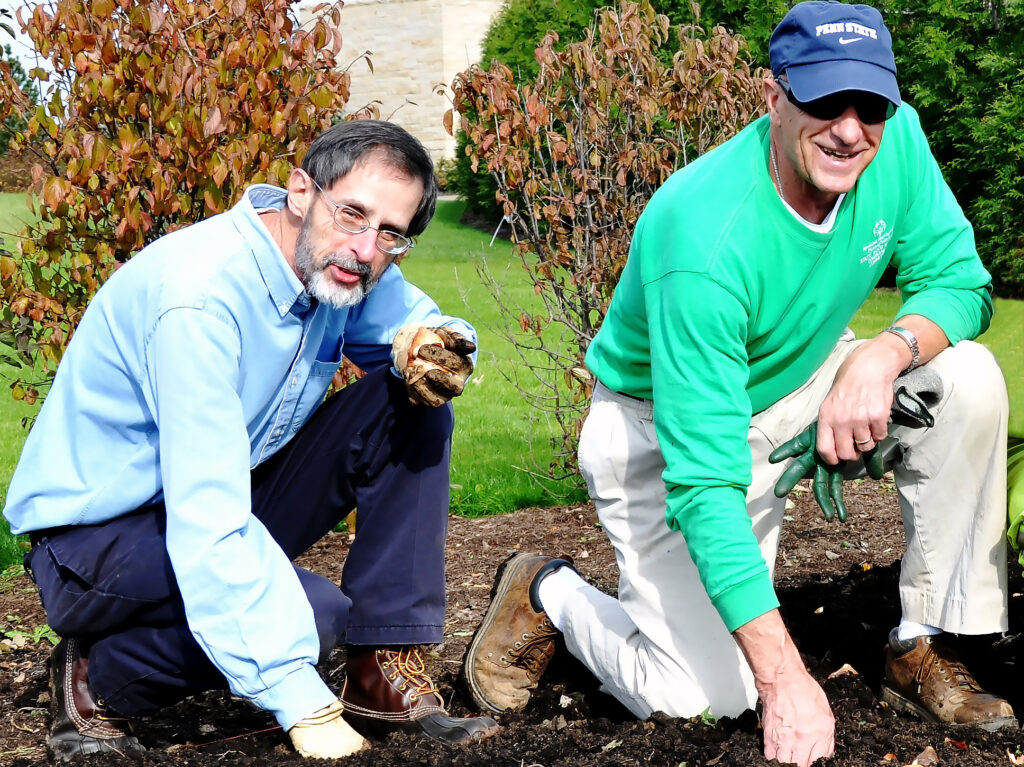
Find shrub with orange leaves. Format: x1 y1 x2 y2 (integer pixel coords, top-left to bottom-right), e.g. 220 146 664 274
0 0 367 405
447 0 763 476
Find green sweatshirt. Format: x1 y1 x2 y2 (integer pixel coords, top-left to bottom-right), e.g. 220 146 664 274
585 104 993 632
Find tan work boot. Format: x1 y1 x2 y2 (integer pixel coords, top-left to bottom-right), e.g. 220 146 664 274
881 629 1017 731
462 553 572 714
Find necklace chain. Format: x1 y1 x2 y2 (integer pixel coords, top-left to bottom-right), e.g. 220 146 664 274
769 140 787 206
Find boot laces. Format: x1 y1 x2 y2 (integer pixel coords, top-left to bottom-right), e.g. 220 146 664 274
379 647 439 702
502 617 556 672
915 641 982 693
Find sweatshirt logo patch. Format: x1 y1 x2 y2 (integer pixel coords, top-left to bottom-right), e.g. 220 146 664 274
860 219 892 266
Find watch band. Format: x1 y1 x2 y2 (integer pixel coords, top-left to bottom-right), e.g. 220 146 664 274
883 325 920 373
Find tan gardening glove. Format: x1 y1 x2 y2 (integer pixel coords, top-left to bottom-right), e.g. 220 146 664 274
287 700 368 759
392 324 476 407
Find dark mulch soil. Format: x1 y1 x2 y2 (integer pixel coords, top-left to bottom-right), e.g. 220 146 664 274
4 476 1024 766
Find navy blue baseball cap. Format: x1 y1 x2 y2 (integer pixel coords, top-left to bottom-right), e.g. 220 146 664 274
769 1 900 106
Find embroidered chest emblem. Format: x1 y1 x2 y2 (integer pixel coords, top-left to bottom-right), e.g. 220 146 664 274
860 219 893 266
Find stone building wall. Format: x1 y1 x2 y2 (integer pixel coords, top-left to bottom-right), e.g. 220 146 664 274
297 0 503 160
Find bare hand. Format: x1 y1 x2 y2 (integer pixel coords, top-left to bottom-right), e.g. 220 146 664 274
816 337 905 463
759 666 835 766
734 611 835 767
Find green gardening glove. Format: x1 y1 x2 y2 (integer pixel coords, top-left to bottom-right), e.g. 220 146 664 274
769 422 885 522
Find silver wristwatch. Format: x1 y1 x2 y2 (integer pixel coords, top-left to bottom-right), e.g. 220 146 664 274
883 325 919 373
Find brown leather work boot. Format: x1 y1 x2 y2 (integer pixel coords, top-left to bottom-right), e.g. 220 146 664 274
48 638 145 762
341 646 499 744
462 553 573 714
881 629 1018 732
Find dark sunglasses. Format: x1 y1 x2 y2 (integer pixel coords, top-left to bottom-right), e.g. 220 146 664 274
777 79 897 125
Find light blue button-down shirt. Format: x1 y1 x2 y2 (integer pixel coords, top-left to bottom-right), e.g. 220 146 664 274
2 184 476 729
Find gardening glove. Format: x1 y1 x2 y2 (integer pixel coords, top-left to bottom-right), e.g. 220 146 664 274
890 366 942 428
288 700 369 759
770 422 886 523
392 324 476 407
770 367 944 522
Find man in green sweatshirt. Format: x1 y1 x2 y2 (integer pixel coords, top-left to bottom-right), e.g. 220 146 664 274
463 2 1015 766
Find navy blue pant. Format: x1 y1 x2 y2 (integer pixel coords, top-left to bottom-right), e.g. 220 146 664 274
25 365 453 716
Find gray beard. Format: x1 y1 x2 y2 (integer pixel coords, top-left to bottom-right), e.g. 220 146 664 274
293 218 379 309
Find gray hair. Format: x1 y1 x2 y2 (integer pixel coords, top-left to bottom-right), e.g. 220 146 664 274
301 120 438 237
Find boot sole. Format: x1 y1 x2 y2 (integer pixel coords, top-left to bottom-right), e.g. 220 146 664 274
462 552 538 714
342 707 499 745
880 685 1019 732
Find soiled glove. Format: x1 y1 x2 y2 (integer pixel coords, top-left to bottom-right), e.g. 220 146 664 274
288 700 368 759
393 325 476 407
769 422 885 522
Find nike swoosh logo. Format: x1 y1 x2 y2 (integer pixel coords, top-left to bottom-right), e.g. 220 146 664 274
839 36 862 44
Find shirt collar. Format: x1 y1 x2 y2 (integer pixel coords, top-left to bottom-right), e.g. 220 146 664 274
234 184 311 318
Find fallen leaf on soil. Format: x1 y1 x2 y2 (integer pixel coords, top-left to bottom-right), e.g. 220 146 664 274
943 737 967 750
827 663 859 678
883 753 898 761
1008 749 1024 765
904 745 938 766
825 550 840 560
602 738 623 752
559 695 573 708
578 549 590 558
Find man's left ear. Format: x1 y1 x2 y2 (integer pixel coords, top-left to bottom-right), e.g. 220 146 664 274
286 168 315 219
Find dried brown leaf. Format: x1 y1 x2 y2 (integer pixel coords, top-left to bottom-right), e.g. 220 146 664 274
905 745 939 767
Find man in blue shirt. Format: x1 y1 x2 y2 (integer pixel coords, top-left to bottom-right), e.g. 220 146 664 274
3 120 498 760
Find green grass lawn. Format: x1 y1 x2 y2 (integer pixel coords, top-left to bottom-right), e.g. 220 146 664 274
402 200 586 513
1 193 1023 568
0 193 41 565
0 191 34 249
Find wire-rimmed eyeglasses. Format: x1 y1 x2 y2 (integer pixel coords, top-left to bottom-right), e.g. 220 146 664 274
311 179 415 256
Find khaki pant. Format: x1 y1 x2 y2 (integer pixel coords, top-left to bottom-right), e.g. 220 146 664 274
568 338 1008 719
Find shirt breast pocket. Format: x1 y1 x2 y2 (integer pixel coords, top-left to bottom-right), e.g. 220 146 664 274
292 357 342 433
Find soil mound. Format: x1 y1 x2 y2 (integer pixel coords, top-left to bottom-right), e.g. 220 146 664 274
3 478 1023 766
